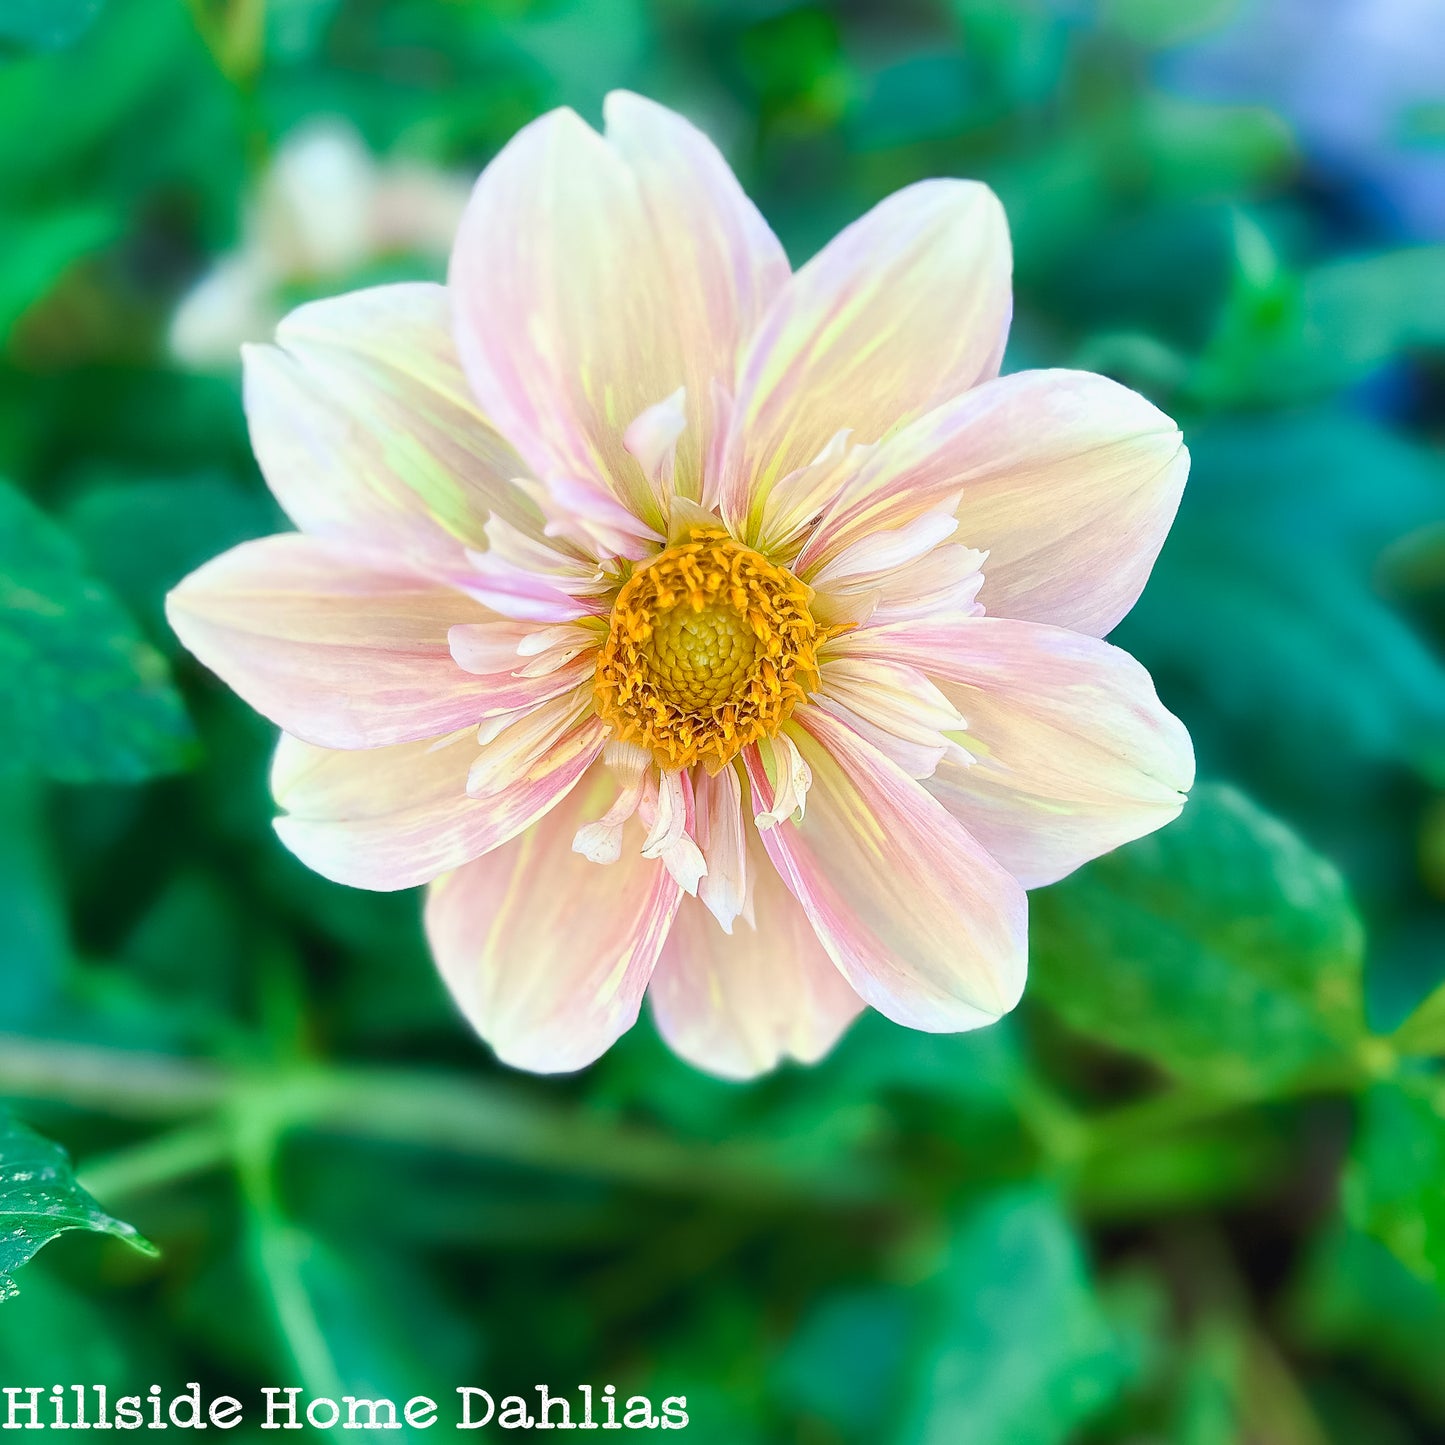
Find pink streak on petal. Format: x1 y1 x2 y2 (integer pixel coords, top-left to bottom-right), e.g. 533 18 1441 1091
271 712 607 891
425 764 682 1073
167 534 505 750
744 706 1027 1032
832 615 1194 887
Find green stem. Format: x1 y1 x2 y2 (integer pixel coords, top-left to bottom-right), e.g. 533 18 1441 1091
1080 1083 1264 1156
0 1037 883 1208
0 1034 1372 1224
79 1122 231 1201
0 1036 226 1116
233 1110 344 1401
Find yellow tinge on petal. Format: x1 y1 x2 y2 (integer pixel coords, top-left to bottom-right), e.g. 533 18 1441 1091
594 528 821 772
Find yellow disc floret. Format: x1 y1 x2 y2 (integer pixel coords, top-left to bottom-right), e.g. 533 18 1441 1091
595 528 821 772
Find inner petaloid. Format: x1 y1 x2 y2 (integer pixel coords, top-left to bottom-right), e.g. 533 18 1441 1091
594 528 822 772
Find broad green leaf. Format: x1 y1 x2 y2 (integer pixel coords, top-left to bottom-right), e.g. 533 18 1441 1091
1345 1078 1445 1296
0 479 196 784
1115 415 1445 786
0 1111 156 1302
894 1191 1140 1445
0 0 103 50
1030 785 1368 1093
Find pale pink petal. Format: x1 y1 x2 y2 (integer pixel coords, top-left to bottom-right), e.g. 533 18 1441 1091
807 511 959 590
744 707 1027 1032
797 369 1187 636
640 768 707 895
808 697 954 781
831 616 1194 887
623 387 688 507
572 740 650 864
751 733 812 830
814 657 967 777
721 180 1011 534
446 621 597 720
167 534 512 749
542 474 663 561
425 766 682 1072
603 91 791 499
244 284 540 576
450 100 781 526
271 713 606 891
867 543 986 625
753 428 871 556
694 762 747 932
467 690 595 795
459 551 607 623
448 619 593 677
812 541 987 631
650 842 863 1080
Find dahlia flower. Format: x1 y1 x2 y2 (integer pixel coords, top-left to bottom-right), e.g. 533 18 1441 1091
167 93 1193 1078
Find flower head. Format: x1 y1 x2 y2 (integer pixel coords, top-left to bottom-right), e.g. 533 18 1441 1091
167 92 1194 1078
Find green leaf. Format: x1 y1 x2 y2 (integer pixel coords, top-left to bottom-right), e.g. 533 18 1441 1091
64 470 273 650
0 479 197 784
1167 1314 1332 1445
894 1191 1141 1445
1196 245 1445 407
1291 1223 1445 1421
1100 0 1240 48
1344 1077 1445 1296
1030 785 1368 1093
776 1287 915 1440
1114 415 1445 786
0 1111 156 1302
0 0 104 51
1390 981 1445 1058
0 779 67 1024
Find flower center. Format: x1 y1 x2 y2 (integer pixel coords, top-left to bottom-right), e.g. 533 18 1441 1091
594 528 820 772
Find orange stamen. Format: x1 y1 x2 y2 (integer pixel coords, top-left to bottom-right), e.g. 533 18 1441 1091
594 528 821 772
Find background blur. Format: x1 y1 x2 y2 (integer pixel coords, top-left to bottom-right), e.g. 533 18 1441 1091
2 0 1444 1439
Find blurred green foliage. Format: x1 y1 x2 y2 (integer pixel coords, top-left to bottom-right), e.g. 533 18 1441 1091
0 0 1443 1440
